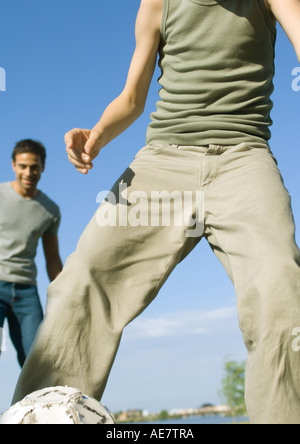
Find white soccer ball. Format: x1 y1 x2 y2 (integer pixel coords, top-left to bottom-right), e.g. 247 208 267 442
0 386 115 425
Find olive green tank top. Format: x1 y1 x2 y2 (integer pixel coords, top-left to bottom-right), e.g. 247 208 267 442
146 0 277 147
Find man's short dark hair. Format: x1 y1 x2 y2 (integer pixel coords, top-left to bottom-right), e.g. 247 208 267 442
12 139 46 167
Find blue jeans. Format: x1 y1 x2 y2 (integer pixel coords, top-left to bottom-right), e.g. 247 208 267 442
0 281 43 367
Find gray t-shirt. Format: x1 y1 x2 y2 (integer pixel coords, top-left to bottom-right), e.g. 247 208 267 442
0 182 61 286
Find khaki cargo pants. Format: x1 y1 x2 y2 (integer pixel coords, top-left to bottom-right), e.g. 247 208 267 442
12 143 300 424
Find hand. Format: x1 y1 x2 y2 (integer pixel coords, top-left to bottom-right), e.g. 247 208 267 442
65 127 103 175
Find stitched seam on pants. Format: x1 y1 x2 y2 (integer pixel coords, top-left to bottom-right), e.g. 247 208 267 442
286 348 300 403
206 229 258 348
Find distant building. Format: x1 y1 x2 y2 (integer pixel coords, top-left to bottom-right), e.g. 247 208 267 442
116 409 143 422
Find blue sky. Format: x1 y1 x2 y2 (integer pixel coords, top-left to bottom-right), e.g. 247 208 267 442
0 1 299 414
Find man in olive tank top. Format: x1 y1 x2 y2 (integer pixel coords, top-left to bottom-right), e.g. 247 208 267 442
12 0 300 424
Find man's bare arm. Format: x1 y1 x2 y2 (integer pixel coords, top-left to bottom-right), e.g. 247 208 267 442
65 0 163 174
266 0 300 61
42 234 63 282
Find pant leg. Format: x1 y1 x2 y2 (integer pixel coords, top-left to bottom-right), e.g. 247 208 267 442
0 284 9 358
0 282 9 328
205 144 300 424
0 300 7 357
7 284 43 367
12 144 204 404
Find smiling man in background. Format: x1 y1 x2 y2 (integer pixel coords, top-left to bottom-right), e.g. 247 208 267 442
0 139 62 367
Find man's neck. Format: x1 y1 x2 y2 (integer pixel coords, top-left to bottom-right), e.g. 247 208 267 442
11 181 39 199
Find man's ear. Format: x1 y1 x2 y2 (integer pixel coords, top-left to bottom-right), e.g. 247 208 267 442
12 160 16 173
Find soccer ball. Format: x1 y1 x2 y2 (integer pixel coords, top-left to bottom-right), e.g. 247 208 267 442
0 386 115 424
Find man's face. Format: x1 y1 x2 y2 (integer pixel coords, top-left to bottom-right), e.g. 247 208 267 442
12 152 44 194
